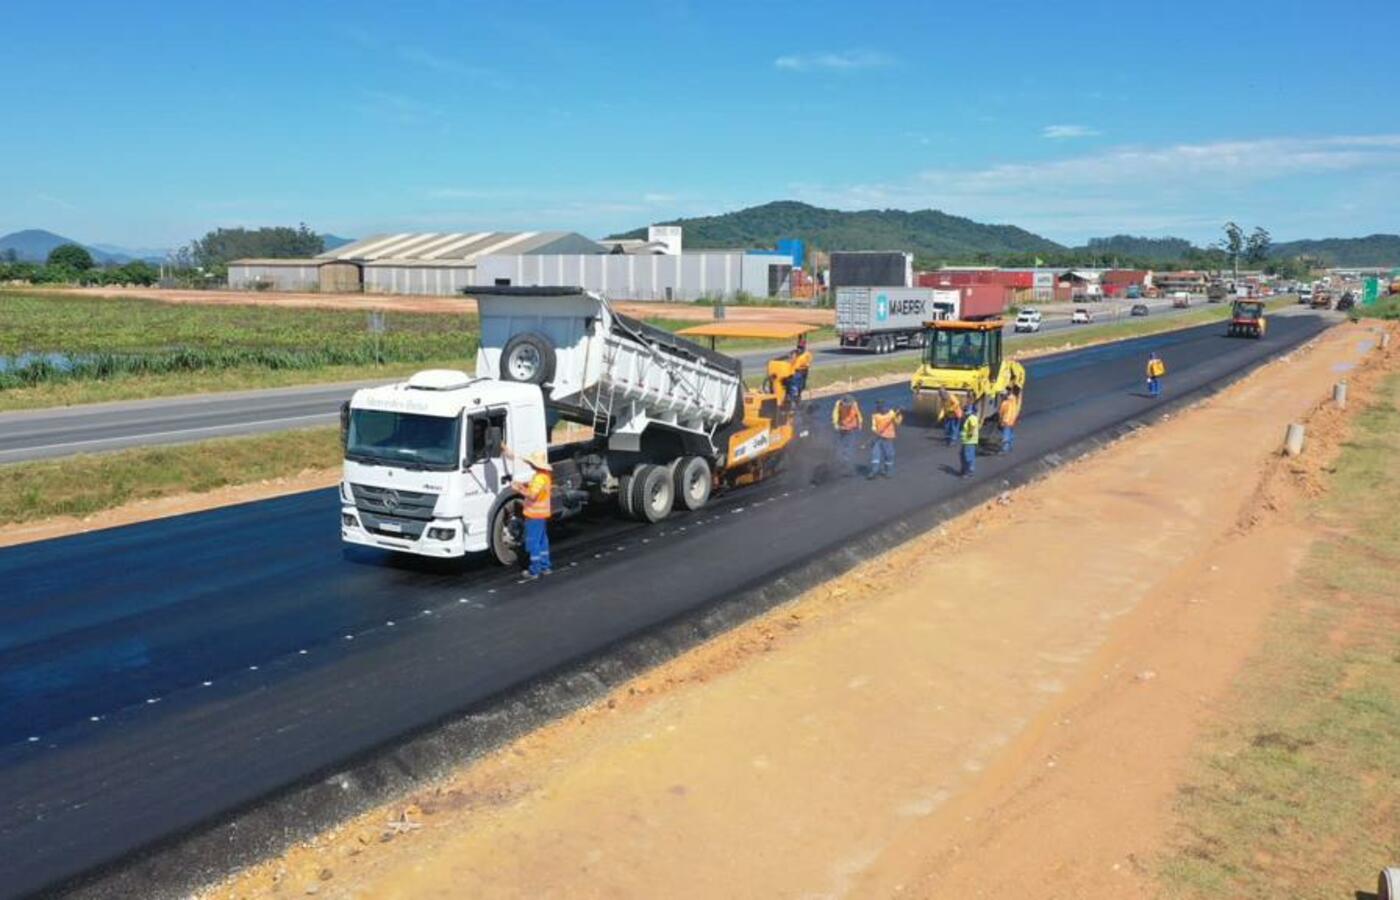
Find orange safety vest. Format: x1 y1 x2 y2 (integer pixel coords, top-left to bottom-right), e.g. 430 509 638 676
521 471 552 519
834 400 863 431
794 349 813 371
872 410 900 440
999 395 1020 428
942 394 963 422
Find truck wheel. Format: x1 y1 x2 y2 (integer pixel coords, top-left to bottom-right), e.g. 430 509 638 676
500 332 556 386
630 463 674 523
489 498 524 567
617 473 635 518
672 456 712 511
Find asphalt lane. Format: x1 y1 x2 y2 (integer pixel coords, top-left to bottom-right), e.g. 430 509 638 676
0 297 1198 463
0 311 1331 897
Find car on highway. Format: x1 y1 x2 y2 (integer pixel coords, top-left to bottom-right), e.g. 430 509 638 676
1298 285 1313 304
1071 308 1093 324
1013 309 1043 332
1171 292 1191 309
1130 303 1150 317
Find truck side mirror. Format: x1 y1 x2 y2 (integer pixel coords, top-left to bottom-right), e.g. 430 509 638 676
339 401 350 449
484 425 503 459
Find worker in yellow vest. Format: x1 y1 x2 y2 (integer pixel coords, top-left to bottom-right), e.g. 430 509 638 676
790 338 814 404
998 385 1021 454
868 399 903 479
831 394 863 474
938 388 963 446
765 352 797 407
959 402 981 478
1146 352 1166 398
503 445 553 579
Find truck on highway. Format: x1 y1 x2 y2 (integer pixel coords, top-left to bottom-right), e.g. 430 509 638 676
836 285 1006 352
835 286 961 353
339 287 813 566
1227 299 1267 338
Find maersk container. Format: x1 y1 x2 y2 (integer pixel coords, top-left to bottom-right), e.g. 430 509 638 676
835 286 960 353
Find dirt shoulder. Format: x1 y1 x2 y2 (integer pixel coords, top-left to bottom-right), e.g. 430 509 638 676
200 323 1391 898
30 286 833 324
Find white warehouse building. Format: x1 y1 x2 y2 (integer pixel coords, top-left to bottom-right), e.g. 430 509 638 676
228 226 793 301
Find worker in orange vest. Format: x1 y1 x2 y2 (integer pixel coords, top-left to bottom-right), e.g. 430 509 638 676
1146 352 1166 398
998 385 1022 453
868 399 903 479
831 394 863 474
938 388 963 446
503 445 553 578
790 337 814 404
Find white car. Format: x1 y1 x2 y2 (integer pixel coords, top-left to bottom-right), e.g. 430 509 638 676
1013 309 1043 332
1071 308 1093 324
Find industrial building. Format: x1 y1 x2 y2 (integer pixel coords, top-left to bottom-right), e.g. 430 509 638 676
228 225 795 302
228 231 603 295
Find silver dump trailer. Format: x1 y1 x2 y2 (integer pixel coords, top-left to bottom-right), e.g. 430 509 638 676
341 287 753 565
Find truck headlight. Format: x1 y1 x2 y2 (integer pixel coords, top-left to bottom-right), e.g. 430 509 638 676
342 513 358 527
428 527 455 541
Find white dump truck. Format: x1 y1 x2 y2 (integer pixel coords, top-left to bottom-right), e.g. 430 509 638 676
340 287 807 566
835 286 961 353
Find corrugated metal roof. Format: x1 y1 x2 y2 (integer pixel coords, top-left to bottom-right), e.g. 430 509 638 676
319 231 600 262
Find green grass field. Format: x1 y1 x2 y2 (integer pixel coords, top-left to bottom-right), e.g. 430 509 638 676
0 427 342 525
1158 370 1400 898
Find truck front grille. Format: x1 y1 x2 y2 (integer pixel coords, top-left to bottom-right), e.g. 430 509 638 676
350 484 439 521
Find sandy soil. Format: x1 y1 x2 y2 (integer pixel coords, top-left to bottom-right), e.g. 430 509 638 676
33 287 834 324
199 321 1394 899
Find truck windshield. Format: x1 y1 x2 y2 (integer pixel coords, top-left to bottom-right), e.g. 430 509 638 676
1234 304 1262 319
926 329 988 369
346 409 461 470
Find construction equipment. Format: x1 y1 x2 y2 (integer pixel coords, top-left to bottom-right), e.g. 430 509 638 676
1227 299 1268 338
909 320 1026 451
339 287 819 566
1311 289 1333 310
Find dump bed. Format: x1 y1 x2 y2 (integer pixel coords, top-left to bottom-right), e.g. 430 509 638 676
471 286 742 444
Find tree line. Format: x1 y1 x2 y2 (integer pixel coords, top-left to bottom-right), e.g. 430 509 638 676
0 224 327 288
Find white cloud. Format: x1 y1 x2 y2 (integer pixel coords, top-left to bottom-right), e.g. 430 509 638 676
791 133 1400 242
774 50 894 72
1042 124 1099 139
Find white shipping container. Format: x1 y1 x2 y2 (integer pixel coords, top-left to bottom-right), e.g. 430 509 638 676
835 287 960 335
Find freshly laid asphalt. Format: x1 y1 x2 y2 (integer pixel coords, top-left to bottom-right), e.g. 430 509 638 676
0 311 1332 897
0 297 1194 463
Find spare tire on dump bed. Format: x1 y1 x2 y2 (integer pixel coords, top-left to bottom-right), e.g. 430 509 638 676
500 332 556 386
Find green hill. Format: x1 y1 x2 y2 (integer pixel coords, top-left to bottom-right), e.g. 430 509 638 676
608 200 1066 260
1269 234 1400 267
1082 235 1195 262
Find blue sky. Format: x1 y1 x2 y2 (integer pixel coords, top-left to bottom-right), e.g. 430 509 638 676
4 0 1398 250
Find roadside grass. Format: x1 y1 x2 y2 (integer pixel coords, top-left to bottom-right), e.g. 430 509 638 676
1355 293 1400 320
0 427 341 525
0 291 479 391
1158 372 1400 899
0 359 466 412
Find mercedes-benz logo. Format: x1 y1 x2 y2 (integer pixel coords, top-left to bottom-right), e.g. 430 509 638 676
382 489 401 511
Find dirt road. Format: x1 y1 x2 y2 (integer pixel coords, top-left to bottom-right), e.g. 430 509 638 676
204 323 1390 899
34 286 834 323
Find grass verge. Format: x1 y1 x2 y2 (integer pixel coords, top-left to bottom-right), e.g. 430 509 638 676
0 428 340 526
1157 371 1400 898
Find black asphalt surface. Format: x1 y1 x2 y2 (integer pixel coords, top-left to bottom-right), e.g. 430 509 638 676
0 297 1194 463
0 311 1331 897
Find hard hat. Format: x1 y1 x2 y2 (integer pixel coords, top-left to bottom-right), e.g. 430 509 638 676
525 450 552 471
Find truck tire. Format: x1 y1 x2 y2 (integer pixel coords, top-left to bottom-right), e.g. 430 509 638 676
489 497 524 567
500 332 556 386
672 456 712 511
617 473 635 518
629 463 674 523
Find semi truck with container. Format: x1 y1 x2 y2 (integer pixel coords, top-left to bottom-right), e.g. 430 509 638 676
339 287 814 567
835 285 1002 353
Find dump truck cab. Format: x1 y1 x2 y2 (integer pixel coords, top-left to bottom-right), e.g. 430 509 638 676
910 319 1025 419
1227 299 1267 338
